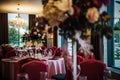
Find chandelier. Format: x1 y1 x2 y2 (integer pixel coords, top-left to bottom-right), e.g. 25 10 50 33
9 3 26 28
9 14 26 28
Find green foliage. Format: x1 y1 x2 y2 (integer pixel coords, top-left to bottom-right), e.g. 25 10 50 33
115 20 120 27
114 30 120 42
91 11 113 39
8 28 19 44
114 20 120 30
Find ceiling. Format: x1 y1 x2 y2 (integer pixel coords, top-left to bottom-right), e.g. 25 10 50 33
0 0 43 14
0 0 120 17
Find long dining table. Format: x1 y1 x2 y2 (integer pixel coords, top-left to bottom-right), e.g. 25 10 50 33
1 57 66 80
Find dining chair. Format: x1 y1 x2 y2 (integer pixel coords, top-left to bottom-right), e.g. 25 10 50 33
22 60 48 80
5 49 16 58
79 59 107 80
77 50 86 58
77 55 85 64
17 57 40 73
53 48 62 58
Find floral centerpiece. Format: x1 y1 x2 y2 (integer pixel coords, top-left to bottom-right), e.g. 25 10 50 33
22 26 47 46
40 0 112 79
39 0 112 51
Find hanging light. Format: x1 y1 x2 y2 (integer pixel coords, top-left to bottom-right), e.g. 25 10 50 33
9 3 26 27
9 3 26 46
9 14 26 27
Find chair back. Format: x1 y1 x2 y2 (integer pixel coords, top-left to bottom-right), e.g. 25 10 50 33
77 55 85 64
64 68 73 80
77 50 86 58
53 48 62 57
22 60 48 80
79 59 106 80
5 49 16 58
18 58 40 73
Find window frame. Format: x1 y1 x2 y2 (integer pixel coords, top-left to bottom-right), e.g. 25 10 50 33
107 0 120 69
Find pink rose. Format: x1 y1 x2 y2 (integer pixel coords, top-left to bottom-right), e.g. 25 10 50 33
86 7 99 23
33 31 37 35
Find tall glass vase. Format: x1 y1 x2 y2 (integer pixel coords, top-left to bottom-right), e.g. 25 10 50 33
72 41 77 80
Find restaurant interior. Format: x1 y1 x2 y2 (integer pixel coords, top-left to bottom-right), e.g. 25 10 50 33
0 0 120 80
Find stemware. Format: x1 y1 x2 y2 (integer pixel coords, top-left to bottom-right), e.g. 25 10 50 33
19 51 23 58
29 49 34 57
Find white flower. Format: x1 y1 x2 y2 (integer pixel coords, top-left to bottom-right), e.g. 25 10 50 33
54 0 72 12
38 33 41 37
37 29 40 32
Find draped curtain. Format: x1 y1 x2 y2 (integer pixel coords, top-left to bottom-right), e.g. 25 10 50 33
29 14 36 29
0 13 8 45
53 27 58 47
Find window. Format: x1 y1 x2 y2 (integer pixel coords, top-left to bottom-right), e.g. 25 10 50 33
113 0 120 68
8 13 29 47
113 18 120 68
105 0 120 69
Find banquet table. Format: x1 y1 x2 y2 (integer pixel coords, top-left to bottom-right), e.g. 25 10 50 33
1 57 66 80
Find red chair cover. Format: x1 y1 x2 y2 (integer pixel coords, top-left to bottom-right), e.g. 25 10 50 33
79 59 106 80
77 50 95 60
17 58 40 73
89 52 95 59
77 50 86 58
41 46 46 50
22 60 48 80
0 47 3 59
53 48 62 57
5 49 16 58
77 55 85 64
64 66 73 80
2 46 16 58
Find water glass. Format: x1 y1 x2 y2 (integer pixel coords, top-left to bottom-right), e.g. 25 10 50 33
17 73 29 80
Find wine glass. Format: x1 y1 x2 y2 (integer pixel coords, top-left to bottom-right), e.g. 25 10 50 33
29 49 34 57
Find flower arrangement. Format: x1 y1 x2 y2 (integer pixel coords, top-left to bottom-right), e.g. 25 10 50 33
29 27 43 40
22 27 46 44
41 0 112 39
39 0 112 51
